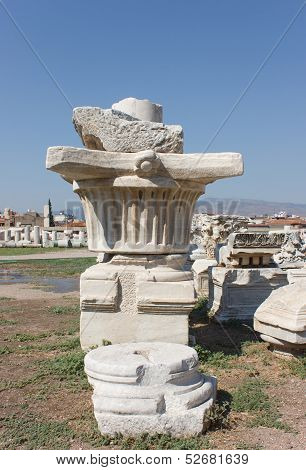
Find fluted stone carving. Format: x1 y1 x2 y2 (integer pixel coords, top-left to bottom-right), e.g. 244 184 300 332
219 232 285 268
190 214 249 296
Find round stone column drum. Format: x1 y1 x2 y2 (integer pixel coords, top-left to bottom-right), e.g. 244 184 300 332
84 342 217 437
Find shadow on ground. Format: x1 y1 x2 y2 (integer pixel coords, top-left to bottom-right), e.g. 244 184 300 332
190 306 261 356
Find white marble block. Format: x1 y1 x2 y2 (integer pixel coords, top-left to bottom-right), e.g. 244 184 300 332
14 230 21 243
51 230 57 241
42 230 49 247
112 97 163 123
287 268 306 284
191 214 250 260
211 267 288 321
254 282 306 356
4 230 11 242
192 259 217 297
33 226 41 245
84 342 217 437
23 225 31 243
80 255 194 349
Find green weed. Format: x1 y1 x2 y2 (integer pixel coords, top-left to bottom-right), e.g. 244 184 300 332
8 333 49 342
39 351 89 390
0 346 12 355
231 378 270 412
49 305 79 315
0 258 95 277
0 414 75 449
82 429 211 450
0 316 17 326
231 378 292 431
195 344 236 369
285 356 306 380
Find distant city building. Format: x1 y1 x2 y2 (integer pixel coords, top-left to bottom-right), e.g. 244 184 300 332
0 208 44 228
248 216 306 232
15 210 44 227
273 211 288 219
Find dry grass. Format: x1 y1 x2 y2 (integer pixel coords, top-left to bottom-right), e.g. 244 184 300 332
0 285 305 450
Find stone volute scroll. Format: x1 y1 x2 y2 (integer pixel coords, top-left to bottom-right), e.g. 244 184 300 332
46 97 244 349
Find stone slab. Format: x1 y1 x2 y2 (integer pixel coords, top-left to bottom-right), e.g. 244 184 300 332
254 282 306 355
46 146 244 185
211 267 288 321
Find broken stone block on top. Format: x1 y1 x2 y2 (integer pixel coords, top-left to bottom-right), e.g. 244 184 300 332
73 99 183 153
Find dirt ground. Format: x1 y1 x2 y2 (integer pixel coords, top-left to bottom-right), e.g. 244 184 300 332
0 261 305 450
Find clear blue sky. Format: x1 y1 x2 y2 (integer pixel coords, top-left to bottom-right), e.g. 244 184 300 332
0 0 305 212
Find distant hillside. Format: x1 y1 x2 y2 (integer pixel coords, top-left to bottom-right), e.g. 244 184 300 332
195 197 306 217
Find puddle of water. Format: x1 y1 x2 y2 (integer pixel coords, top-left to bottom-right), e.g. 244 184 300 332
0 270 79 293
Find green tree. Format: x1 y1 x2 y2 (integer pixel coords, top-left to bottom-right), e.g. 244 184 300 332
48 199 55 227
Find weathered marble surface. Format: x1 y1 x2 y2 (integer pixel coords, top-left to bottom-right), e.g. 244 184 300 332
47 147 243 255
254 282 306 356
47 98 244 346
211 267 288 321
274 231 306 268
80 255 194 348
112 97 163 123
47 147 243 184
191 214 249 260
84 342 217 437
73 106 183 153
192 258 217 297
287 268 306 284
219 232 285 267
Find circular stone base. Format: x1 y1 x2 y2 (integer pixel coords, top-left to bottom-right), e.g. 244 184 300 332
85 342 217 437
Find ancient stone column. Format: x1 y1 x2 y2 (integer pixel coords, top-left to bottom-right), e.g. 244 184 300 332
42 230 49 247
46 98 243 349
33 226 41 245
4 229 11 243
43 204 49 228
112 97 163 123
14 230 21 243
24 225 31 243
79 230 86 241
51 230 57 241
